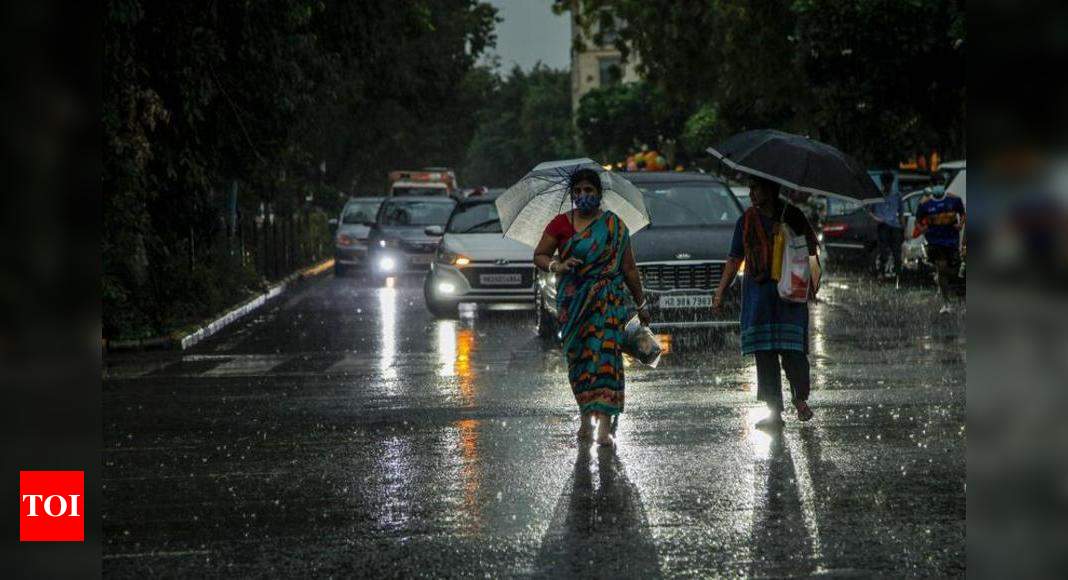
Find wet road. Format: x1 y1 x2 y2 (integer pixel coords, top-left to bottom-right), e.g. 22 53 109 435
103 272 966 577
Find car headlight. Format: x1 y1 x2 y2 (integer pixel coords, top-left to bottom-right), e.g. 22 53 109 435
378 239 399 248
437 249 470 266
338 234 355 247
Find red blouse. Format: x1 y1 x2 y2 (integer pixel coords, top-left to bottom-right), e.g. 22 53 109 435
544 212 577 245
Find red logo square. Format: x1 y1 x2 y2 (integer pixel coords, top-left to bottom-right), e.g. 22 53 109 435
20 471 84 542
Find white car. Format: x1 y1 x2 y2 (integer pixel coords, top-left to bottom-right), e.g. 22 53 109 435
423 194 535 318
330 197 385 276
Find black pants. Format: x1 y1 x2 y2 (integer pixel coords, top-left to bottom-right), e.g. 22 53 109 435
876 223 904 276
755 350 810 412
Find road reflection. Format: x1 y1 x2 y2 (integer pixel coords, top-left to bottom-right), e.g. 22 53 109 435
749 432 818 576
435 320 479 407
377 287 398 382
454 418 483 535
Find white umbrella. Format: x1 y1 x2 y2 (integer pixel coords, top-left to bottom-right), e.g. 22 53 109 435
495 158 650 248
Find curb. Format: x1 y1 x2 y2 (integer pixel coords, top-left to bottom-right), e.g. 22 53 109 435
105 259 335 353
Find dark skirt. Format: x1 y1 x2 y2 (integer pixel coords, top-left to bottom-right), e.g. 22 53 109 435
739 276 809 355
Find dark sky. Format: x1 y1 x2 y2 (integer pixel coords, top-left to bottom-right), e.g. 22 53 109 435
482 0 570 73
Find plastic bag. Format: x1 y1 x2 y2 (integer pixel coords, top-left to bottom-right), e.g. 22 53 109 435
621 315 662 368
777 224 812 303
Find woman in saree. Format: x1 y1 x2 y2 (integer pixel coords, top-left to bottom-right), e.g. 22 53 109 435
533 169 650 446
713 176 820 429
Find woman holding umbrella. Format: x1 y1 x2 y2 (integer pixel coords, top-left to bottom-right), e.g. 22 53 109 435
707 130 881 429
713 177 820 428
532 168 651 446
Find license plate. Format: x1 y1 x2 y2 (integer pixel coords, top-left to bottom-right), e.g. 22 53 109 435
480 273 522 285
410 254 433 265
658 294 712 309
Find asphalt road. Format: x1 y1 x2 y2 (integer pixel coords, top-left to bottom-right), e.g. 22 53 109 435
103 271 966 577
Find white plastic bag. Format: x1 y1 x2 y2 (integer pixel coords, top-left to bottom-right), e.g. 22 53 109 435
621 315 662 368
777 224 813 303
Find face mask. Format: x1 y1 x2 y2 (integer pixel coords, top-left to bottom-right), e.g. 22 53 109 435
932 188 946 199
573 193 600 213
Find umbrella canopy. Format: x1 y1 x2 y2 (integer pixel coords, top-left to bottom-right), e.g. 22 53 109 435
495 158 650 248
707 129 883 203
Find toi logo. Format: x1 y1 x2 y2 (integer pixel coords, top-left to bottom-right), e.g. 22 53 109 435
20 471 84 542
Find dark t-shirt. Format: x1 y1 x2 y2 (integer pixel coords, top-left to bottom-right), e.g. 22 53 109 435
916 195 965 247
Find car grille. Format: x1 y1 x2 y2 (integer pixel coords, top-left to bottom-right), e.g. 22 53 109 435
401 240 438 253
639 262 724 291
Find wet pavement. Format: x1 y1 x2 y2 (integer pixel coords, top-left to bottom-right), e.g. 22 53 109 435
103 271 966 577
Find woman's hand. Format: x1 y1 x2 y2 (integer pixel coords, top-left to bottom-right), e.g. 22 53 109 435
553 257 582 273
637 306 651 326
711 289 724 314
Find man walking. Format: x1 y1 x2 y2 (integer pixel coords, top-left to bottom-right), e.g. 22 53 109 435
869 171 905 279
916 186 966 313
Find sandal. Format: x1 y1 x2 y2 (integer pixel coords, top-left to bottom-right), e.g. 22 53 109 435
795 401 814 422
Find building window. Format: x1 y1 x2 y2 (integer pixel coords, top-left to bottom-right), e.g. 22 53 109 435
599 57 622 86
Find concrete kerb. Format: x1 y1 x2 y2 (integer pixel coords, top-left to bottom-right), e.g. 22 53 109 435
105 259 335 352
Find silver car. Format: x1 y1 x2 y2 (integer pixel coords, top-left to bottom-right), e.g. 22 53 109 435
424 195 535 318
331 197 385 276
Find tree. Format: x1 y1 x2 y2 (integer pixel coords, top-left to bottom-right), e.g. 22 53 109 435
574 81 688 164
461 65 578 187
556 0 965 166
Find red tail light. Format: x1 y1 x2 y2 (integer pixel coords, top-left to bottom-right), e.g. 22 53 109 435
822 222 849 237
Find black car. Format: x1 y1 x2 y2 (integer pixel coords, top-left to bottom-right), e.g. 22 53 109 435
535 172 744 337
367 196 457 281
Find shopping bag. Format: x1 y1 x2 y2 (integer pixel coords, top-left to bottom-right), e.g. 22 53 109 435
777 224 812 303
621 316 662 368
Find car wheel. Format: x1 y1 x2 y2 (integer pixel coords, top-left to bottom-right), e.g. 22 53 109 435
334 262 348 278
536 293 557 339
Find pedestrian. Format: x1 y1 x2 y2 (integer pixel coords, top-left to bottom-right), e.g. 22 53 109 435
869 171 905 279
712 176 820 429
533 168 651 446
915 183 966 313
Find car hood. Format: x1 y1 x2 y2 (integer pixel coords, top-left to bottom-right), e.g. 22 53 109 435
337 224 371 240
631 225 735 262
441 234 533 261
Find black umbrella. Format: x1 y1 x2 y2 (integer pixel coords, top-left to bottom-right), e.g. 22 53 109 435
707 129 883 203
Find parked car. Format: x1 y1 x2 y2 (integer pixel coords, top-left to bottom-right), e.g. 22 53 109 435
534 172 744 337
367 196 457 281
331 197 385 276
423 194 535 318
821 171 932 269
730 184 751 208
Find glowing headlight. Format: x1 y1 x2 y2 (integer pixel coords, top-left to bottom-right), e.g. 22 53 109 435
437 249 471 266
378 257 396 271
437 282 456 294
378 239 398 248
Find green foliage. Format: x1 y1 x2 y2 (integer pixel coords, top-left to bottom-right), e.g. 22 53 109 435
461 65 578 186
575 81 688 164
104 0 499 339
681 103 723 159
557 0 965 166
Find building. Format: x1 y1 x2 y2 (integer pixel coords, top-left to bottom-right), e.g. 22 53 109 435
568 1 641 113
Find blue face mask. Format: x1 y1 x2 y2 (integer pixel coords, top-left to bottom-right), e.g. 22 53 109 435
573 193 600 213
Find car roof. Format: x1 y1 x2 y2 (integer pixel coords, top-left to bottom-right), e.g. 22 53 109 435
345 196 386 203
381 196 457 203
622 171 730 184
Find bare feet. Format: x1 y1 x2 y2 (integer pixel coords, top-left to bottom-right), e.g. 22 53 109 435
795 401 814 422
756 411 785 430
577 414 593 441
596 415 614 446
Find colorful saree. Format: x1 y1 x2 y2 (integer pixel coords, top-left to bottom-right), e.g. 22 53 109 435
556 211 630 416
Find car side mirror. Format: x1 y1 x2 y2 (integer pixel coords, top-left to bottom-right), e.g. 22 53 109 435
424 225 444 236
328 218 338 227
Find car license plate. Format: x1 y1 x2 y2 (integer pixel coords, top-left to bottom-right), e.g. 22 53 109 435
411 254 433 265
480 273 522 285
658 294 712 309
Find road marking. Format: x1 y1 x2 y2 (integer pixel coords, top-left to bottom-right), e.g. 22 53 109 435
104 550 210 559
201 354 292 377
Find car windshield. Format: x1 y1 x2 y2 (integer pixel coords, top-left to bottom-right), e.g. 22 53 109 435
394 186 447 197
447 203 502 233
341 200 382 224
640 182 741 227
378 200 456 226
